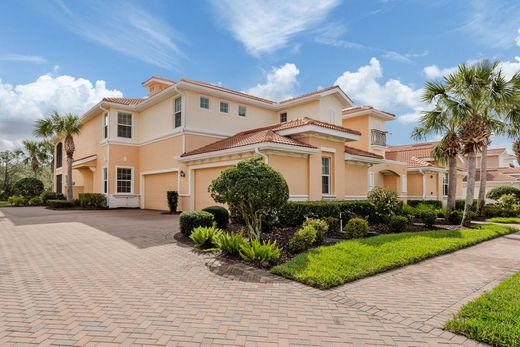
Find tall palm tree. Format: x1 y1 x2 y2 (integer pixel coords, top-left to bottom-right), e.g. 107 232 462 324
21 140 51 178
34 112 82 201
412 100 461 212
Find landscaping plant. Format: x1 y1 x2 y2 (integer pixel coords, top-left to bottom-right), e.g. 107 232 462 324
446 210 463 225
190 226 222 250
179 211 215 237
13 177 44 198
8 195 28 207
215 231 246 257
486 186 520 202
389 215 408 233
343 217 369 239
367 187 401 223
78 193 107 208
488 217 520 224
322 216 340 233
288 224 317 254
209 158 289 240
302 218 328 243
166 191 179 213
239 239 281 262
202 205 229 229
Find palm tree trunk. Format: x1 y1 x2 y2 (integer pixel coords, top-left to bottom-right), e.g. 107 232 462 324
66 155 73 201
462 150 477 227
447 155 457 212
477 143 488 215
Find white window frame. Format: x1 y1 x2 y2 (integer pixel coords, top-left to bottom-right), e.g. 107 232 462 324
368 172 375 191
117 112 133 139
280 112 287 123
103 113 109 139
174 96 182 128
442 173 449 196
219 101 229 114
199 96 210 110
102 167 108 194
238 105 247 117
322 157 331 195
115 166 134 195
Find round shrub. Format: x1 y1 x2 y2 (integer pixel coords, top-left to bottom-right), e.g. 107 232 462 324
288 225 317 253
302 218 329 243
179 211 214 237
344 217 369 239
322 216 340 233
13 177 44 198
418 209 437 227
368 187 401 223
487 186 520 201
446 210 463 225
499 194 516 209
202 205 229 229
389 215 408 233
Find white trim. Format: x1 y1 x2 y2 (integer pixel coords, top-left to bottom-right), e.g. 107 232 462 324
403 196 439 200
102 166 108 195
183 128 232 138
115 166 134 195
277 124 360 141
289 194 309 201
116 111 134 141
218 100 229 115
407 167 447 173
401 174 407 194
237 104 247 117
345 154 385 164
72 155 97 166
344 195 368 200
342 108 395 121
322 194 336 200
322 157 331 195
320 146 336 153
139 168 180 209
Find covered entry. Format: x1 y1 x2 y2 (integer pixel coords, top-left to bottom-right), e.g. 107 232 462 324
143 172 178 210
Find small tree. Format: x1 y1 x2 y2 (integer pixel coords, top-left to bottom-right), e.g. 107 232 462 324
367 187 401 223
209 158 289 239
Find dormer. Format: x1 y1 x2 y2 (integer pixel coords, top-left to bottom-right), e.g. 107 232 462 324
142 76 175 97
342 106 395 155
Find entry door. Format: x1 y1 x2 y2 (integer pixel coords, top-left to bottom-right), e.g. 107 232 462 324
56 174 62 194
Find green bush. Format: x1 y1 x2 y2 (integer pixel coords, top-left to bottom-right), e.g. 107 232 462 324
78 193 107 208
456 199 478 211
202 205 229 229
322 216 340 233
28 196 44 206
40 191 65 203
389 215 408 233
499 194 516 209
407 200 442 209
47 199 74 208
418 209 437 227
209 158 289 240
486 186 520 201
278 200 376 227
190 226 222 250
302 218 329 243
13 177 44 198
215 231 246 257
166 191 179 213
288 225 317 254
483 204 519 218
344 217 369 239
367 187 401 223
8 195 28 206
447 210 463 225
179 211 215 237
239 239 281 262
401 203 417 218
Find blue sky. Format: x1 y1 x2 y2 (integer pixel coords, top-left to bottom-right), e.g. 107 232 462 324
1 0 519 150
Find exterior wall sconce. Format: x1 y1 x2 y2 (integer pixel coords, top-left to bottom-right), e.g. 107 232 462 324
180 170 185 177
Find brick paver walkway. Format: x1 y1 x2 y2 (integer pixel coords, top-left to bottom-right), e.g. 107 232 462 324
1 210 519 346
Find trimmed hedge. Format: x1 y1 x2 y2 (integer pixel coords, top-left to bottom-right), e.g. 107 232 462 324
78 193 107 208
14 177 44 198
278 200 376 227
407 200 442 209
202 205 229 229
40 191 66 203
486 186 520 201
166 191 179 213
179 211 214 237
47 200 74 208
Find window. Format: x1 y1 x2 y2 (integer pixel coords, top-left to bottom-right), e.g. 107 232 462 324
56 174 62 194
220 101 229 113
103 168 108 194
238 105 247 117
174 97 182 128
443 173 449 196
117 112 132 138
55 142 63 168
322 157 331 195
200 96 210 109
280 112 287 123
103 113 108 139
116 167 132 194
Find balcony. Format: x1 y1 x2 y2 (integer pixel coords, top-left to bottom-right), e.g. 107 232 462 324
371 129 387 146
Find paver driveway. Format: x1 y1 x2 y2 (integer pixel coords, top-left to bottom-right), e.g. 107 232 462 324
1 208 520 346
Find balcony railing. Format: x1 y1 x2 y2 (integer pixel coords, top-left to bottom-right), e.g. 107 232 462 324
371 129 387 146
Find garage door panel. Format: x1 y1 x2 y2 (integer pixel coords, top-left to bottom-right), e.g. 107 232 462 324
194 166 229 210
144 172 178 211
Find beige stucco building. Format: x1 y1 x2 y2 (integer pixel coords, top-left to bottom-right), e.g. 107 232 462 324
53 76 479 211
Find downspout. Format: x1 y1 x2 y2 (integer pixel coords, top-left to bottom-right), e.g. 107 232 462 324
255 147 269 164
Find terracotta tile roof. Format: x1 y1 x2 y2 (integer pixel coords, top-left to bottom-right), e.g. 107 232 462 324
497 167 520 175
465 169 520 182
141 76 176 85
476 147 506 156
180 78 275 104
385 142 439 168
278 86 339 104
103 97 146 105
345 145 384 159
342 106 396 118
181 118 359 157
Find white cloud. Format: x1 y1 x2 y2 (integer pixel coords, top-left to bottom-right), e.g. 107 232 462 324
500 56 520 79
210 0 341 55
423 65 458 79
0 74 122 150
424 57 520 81
0 54 47 64
247 63 300 101
42 0 183 69
517 29 520 46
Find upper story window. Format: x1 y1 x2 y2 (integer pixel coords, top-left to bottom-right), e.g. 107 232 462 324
280 112 287 123
174 97 182 128
238 105 247 117
443 173 449 196
55 142 63 168
322 157 331 195
103 113 109 139
220 101 229 114
116 167 133 194
117 112 132 138
200 96 210 110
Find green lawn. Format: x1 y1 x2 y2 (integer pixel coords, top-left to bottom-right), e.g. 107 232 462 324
488 217 520 224
271 224 515 289
445 271 520 346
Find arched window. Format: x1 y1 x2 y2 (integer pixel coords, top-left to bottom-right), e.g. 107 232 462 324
56 143 63 168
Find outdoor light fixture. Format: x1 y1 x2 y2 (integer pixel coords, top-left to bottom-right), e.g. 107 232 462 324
180 170 185 177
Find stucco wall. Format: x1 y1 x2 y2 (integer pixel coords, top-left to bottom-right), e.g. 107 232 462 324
268 154 309 197
345 164 369 197
281 100 320 123
319 95 347 125
342 116 369 151
138 96 176 143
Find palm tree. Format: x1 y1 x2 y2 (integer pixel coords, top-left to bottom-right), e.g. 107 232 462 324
21 140 52 178
34 112 82 201
412 100 461 212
